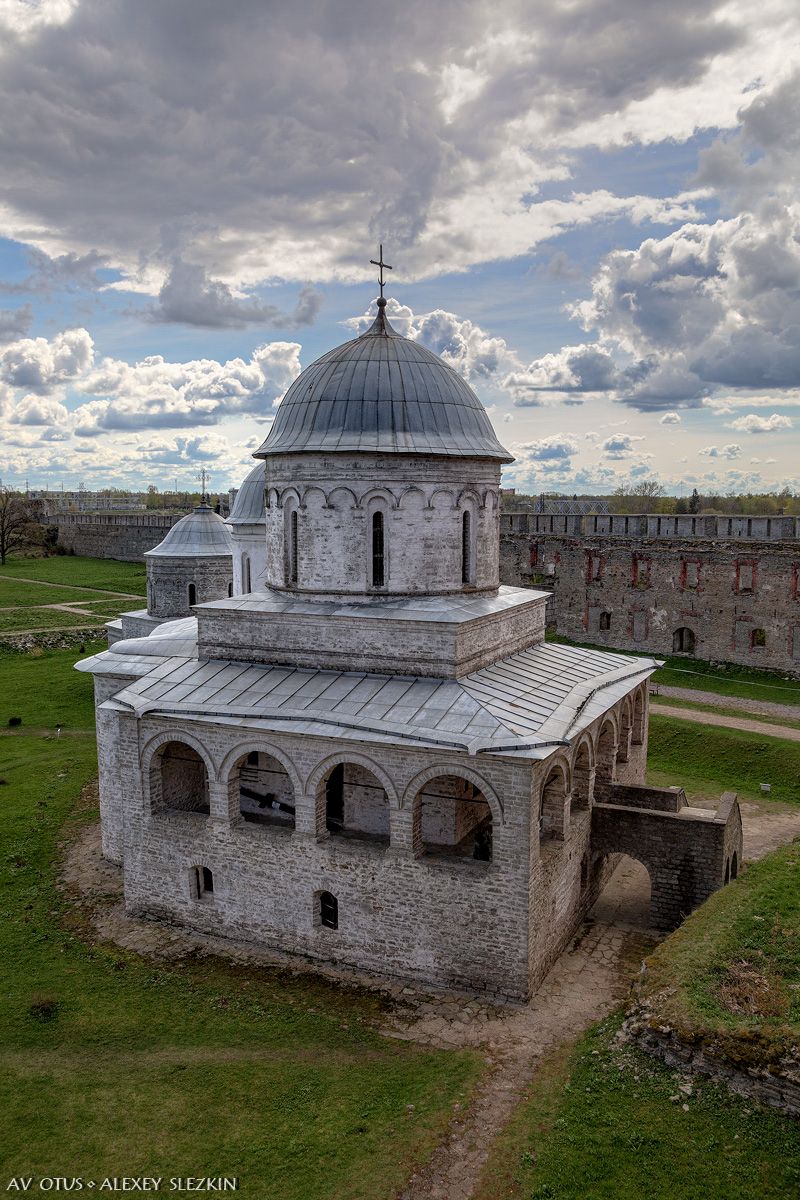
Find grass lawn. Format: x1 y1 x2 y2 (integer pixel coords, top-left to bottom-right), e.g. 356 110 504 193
0 579 120 607
473 1016 800 1200
650 694 800 732
639 842 800 1047
0 646 481 1198
0 555 147 596
646 714 800 805
0 607 108 633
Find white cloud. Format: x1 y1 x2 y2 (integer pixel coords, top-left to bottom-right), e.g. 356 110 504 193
659 411 681 424
0 328 93 394
729 412 792 433
698 443 742 459
8 393 69 426
600 433 645 459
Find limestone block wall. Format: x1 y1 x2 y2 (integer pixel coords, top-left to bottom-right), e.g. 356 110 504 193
147 555 233 619
500 522 800 675
263 453 501 596
230 526 267 595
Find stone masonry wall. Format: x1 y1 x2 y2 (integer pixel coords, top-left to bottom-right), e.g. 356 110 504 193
55 512 184 561
500 516 800 675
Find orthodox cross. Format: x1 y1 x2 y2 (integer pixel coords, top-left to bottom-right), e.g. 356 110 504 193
196 467 210 503
369 244 393 299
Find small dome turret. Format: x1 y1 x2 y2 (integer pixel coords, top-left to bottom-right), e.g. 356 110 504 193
145 504 234 619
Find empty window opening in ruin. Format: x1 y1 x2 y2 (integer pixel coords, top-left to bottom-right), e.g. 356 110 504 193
461 510 473 584
588 552 602 582
417 775 492 862
151 741 210 816
738 562 755 592
684 560 700 589
322 762 389 844
673 627 696 655
371 511 385 588
319 891 338 929
633 557 650 588
188 582 197 606
194 865 214 898
235 749 295 829
599 611 611 632
751 627 766 649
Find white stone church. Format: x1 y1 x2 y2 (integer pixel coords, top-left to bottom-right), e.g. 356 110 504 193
78 296 741 1000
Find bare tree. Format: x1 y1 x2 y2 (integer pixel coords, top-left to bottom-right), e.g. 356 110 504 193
0 489 42 564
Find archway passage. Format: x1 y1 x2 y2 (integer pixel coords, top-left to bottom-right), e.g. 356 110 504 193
417 774 492 861
589 854 653 930
540 766 568 841
321 762 389 844
151 741 209 815
572 743 593 812
236 750 295 828
673 626 695 654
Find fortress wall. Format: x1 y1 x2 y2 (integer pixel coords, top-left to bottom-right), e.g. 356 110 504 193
53 512 185 561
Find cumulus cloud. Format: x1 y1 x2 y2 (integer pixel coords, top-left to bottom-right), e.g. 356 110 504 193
729 412 792 433
0 249 108 296
698 444 742 459
145 260 323 329
659 411 681 424
0 328 93 394
515 434 580 461
73 341 301 436
600 433 645 459
0 304 32 343
8 394 69 426
0 0 781 294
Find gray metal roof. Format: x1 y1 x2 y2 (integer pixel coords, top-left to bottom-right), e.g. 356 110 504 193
255 303 513 462
85 639 656 759
228 463 266 525
146 504 234 558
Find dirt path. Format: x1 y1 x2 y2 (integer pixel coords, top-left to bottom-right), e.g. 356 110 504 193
60 800 800 1200
651 701 800 741
653 684 800 721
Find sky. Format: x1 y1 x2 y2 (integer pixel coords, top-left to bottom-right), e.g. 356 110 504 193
0 0 799 497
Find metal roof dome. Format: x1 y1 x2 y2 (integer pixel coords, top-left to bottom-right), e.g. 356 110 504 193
228 462 266 525
146 504 234 558
255 301 513 462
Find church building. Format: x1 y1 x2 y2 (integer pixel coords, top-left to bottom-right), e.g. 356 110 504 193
79 291 742 1000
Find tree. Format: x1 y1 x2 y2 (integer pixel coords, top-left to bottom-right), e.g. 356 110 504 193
0 490 42 564
688 487 701 514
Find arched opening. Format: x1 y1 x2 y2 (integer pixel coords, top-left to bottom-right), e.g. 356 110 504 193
150 741 209 816
672 627 695 654
631 688 646 746
599 611 611 632
194 865 214 898
572 742 593 812
595 722 616 802
242 553 252 593
319 761 389 844
589 854 653 929
290 511 298 583
371 511 385 588
724 858 730 884
617 701 632 763
731 851 738 879
227 582 233 597
539 766 568 841
232 749 295 829
416 774 492 861
461 510 473 585
188 582 197 607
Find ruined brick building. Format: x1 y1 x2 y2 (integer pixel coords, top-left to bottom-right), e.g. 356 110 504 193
79 298 741 1000
500 511 800 676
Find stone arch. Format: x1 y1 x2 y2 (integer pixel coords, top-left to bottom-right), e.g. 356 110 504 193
276 485 304 510
305 751 399 808
408 769 496 861
146 737 211 816
398 485 427 508
539 759 570 841
300 485 328 508
325 486 360 510
359 486 399 510
617 697 633 763
594 718 617 802
265 486 279 509
632 686 646 746
142 729 217 784
672 626 696 654
309 753 395 844
457 486 483 510
219 740 303 799
485 489 500 512
428 487 457 510
401 764 503 825
571 737 594 811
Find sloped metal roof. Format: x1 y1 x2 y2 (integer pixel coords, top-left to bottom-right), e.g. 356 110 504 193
146 504 234 558
227 463 266 525
86 639 656 758
255 303 513 462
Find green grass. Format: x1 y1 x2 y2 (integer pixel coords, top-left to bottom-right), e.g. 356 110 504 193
0 648 481 1197
473 1016 800 1200
0 556 147 596
650 694 800 732
640 842 800 1044
0 608 108 633
646 715 800 805
0 579 120 607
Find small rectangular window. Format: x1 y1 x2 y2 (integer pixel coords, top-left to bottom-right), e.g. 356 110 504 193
751 628 766 649
195 865 214 898
320 891 338 930
684 561 699 589
738 562 754 592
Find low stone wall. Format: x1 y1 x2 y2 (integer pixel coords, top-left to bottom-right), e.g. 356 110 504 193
624 1012 800 1116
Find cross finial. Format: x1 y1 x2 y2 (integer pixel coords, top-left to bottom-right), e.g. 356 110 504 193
369 243 393 301
196 467 210 503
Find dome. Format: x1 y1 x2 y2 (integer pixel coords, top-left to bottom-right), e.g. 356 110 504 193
146 504 234 558
228 462 266 525
255 303 513 461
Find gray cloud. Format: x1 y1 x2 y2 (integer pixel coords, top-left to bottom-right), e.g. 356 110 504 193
0 249 108 295
145 260 323 329
0 304 32 343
